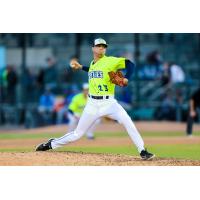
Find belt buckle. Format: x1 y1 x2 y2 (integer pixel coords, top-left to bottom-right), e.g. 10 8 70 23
88 95 109 100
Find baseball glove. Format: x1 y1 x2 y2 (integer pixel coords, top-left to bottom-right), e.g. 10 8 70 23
108 71 128 87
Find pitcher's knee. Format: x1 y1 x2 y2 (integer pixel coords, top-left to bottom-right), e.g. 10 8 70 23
73 130 85 140
120 115 132 125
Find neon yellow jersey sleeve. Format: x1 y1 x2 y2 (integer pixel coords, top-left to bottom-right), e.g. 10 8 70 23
68 93 87 116
88 56 126 96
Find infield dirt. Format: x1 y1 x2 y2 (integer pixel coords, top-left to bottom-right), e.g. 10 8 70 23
1 152 200 166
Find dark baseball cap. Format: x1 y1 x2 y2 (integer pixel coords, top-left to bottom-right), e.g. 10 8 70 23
93 38 108 47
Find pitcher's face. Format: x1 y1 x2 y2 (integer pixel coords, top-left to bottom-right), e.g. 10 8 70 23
92 44 107 57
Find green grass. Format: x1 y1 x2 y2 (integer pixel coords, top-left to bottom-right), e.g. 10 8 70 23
99 131 200 137
0 131 200 160
58 146 137 155
0 133 63 140
0 130 199 140
57 144 200 160
148 144 200 160
1 144 200 160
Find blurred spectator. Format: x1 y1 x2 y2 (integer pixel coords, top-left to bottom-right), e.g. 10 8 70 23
60 65 73 83
155 92 175 120
175 89 184 122
170 63 185 84
146 50 162 66
0 67 7 103
64 84 79 104
5 65 18 104
138 50 163 80
186 88 200 136
38 87 56 125
54 96 66 123
160 62 171 86
138 64 162 80
43 57 57 92
21 68 37 103
117 87 132 111
36 68 45 96
56 85 80 125
54 96 65 113
55 98 68 125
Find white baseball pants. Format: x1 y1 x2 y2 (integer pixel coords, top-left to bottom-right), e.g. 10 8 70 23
67 112 100 138
51 97 145 153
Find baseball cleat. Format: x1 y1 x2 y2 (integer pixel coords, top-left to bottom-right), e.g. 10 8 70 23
140 149 155 160
87 136 95 140
35 138 54 151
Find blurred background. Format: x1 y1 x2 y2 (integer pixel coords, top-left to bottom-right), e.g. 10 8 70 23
0 33 200 129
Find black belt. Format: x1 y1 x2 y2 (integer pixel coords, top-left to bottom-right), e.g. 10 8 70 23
88 95 109 99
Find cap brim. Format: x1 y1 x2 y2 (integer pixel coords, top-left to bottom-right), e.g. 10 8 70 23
94 43 108 47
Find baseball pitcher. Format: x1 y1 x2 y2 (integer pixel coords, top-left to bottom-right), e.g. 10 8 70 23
36 38 155 160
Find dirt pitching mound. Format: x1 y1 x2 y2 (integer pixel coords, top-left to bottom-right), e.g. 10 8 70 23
0 152 200 166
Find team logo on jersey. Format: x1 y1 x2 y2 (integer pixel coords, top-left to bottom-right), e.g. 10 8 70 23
88 71 103 79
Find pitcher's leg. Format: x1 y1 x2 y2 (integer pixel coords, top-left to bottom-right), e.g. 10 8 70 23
86 118 101 139
67 112 79 132
108 103 144 153
51 111 99 149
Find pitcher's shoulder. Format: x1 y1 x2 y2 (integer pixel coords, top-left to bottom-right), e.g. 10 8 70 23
107 56 126 60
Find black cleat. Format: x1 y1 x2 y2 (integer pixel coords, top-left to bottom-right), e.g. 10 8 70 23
140 149 155 160
35 138 54 151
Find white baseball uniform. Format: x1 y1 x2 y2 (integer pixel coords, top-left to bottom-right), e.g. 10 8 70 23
51 55 145 153
51 96 145 152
